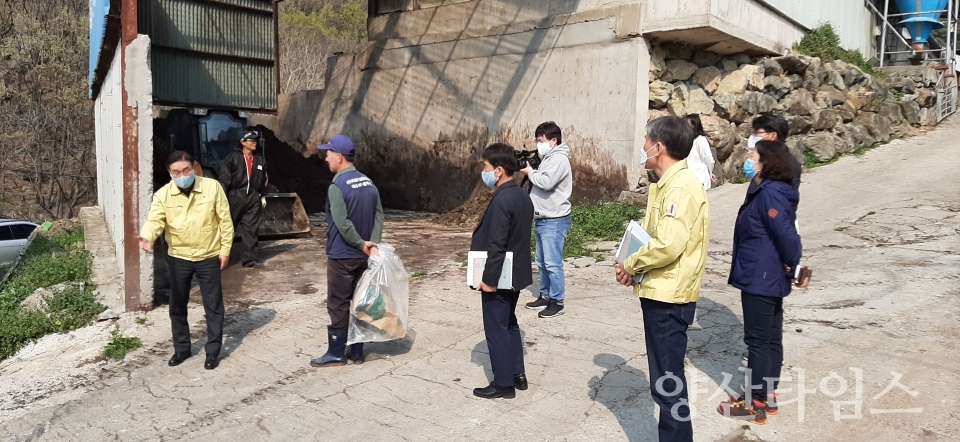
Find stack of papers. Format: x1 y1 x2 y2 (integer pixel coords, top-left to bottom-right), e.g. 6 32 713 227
466 251 514 290
615 220 652 284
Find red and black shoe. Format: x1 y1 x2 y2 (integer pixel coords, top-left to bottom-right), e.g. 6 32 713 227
717 395 767 425
764 393 779 415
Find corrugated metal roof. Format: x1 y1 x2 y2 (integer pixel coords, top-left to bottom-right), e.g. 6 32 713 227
152 46 277 110
138 0 278 110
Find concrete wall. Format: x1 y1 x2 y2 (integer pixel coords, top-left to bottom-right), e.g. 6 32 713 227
278 3 649 211
760 0 875 56
642 0 806 54
126 35 154 307
94 48 126 287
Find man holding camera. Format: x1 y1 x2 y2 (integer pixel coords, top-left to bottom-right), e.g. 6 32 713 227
519 121 573 318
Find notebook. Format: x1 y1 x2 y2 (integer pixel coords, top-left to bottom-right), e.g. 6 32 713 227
466 251 514 290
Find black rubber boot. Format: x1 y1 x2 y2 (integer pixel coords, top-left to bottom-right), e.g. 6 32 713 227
310 327 347 367
347 343 365 364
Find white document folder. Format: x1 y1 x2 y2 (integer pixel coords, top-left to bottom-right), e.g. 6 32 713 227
466 251 514 290
615 220 652 285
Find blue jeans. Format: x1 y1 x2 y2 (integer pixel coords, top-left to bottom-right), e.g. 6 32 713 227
534 215 572 303
641 298 696 442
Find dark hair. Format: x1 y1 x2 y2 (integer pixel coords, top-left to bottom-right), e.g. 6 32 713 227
646 116 695 160
342 154 355 163
166 150 195 169
535 121 562 145
481 143 517 176
751 114 789 141
683 114 707 137
755 140 796 184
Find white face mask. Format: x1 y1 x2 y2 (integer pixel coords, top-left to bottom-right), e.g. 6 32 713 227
747 135 764 150
536 141 551 157
638 143 660 167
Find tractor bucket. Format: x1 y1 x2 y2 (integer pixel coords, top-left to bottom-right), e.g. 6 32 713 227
259 193 311 236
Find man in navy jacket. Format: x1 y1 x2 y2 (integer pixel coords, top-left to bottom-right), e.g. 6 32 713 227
470 143 534 399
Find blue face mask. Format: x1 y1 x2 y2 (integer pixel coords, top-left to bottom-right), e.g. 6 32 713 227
172 173 195 189
481 170 498 187
743 159 758 179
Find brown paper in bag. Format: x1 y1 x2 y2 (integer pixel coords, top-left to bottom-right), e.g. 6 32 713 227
355 311 405 339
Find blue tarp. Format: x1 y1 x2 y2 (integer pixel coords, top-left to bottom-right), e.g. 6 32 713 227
88 0 111 98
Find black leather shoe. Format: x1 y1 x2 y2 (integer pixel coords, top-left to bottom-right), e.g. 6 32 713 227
168 352 191 366
514 374 528 391
473 382 516 399
204 355 219 370
243 261 264 268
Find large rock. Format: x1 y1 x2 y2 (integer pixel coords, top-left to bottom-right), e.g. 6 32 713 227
716 70 749 95
685 86 716 115
802 59 825 91
661 41 692 60
738 91 777 115
742 65 766 91
816 86 848 108
692 50 721 68
20 287 52 311
917 89 936 107
883 76 917 94
843 66 867 88
892 120 913 137
758 58 785 77
691 66 722 94
880 102 904 125
849 89 884 112
650 45 666 82
732 53 752 65
835 103 857 122
834 124 868 151
722 142 752 180
763 75 793 100
786 115 813 135
855 112 893 141
618 190 648 208
920 107 940 126
774 54 810 75
649 80 673 108
825 70 846 91
800 132 847 161
811 109 842 130
648 108 670 121
900 99 921 125
720 58 739 73
667 82 690 115
701 115 738 160
788 74 804 90
784 136 805 165
662 59 699 82
713 92 775 123
777 88 817 116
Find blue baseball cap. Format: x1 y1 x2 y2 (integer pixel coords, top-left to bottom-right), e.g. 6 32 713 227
317 135 355 156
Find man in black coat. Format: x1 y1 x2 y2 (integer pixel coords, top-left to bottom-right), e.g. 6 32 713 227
219 130 268 268
469 143 535 399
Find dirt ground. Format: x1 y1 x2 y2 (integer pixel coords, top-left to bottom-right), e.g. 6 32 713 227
2 118 960 441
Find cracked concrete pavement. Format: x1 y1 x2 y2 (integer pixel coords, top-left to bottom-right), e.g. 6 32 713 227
2 118 960 441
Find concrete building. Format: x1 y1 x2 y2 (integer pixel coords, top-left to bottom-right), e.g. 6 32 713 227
274 0 880 213
88 0 281 311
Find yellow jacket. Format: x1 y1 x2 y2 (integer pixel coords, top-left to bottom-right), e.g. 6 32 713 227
624 160 710 304
140 176 234 262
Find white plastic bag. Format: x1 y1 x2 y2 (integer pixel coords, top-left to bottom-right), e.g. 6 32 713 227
346 243 409 345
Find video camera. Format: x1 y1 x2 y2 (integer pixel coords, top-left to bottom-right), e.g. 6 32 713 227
515 149 542 171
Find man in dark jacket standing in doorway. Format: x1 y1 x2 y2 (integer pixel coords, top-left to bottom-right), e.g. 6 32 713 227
310 135 385 368
219 130 267 268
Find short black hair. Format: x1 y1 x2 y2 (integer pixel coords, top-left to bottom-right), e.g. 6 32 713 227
646 116 694 160
683 114 706 137
166 150 195 169
756 140 796 184
481 143 517 176
752 114 789 141
535 121 562 145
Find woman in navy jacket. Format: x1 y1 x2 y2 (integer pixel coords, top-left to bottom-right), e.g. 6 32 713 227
718 140 802 424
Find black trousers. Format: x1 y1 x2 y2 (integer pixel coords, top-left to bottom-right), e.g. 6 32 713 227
168 256 225 356
641 298 696 442
327 258 368 330
741 292 784 401
229 191 262 265
481 289 525 387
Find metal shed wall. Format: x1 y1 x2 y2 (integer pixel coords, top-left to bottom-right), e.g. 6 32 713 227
138 0 278 111
760 0 875 56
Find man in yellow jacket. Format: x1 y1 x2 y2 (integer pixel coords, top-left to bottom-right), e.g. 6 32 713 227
139 151 234 370
615 116 710 442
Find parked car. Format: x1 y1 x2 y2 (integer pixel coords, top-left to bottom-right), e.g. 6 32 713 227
0 218 39 269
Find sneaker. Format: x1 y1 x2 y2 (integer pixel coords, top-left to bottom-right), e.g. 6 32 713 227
764 394 779 415
525 296 550 310
717 396 767 425
538 300 565 318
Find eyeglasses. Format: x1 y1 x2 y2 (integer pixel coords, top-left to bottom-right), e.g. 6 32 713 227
753 131 771 137
170 167 194 178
